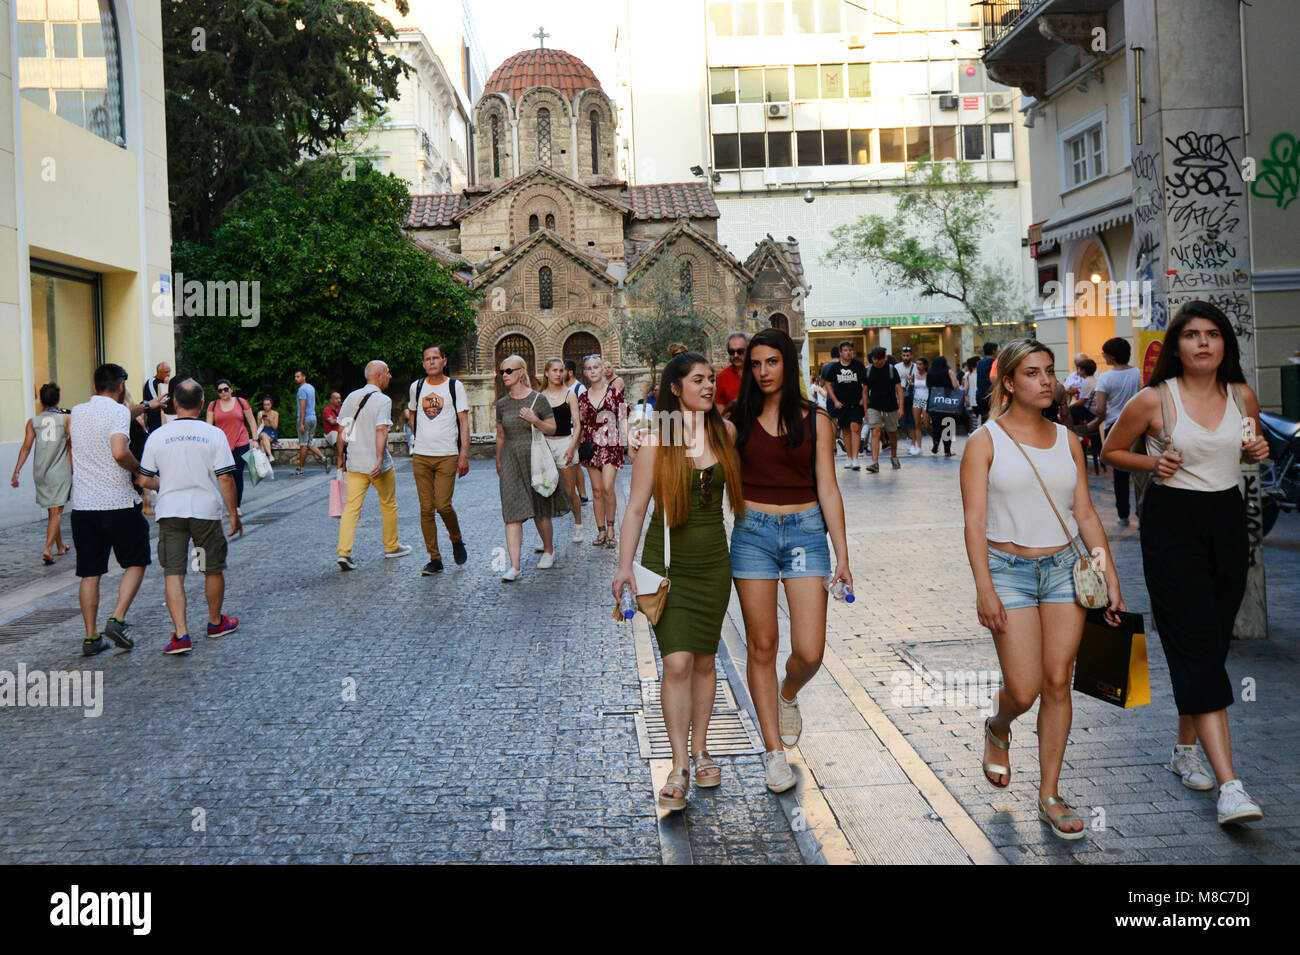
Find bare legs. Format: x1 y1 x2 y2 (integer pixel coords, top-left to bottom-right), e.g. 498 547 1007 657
165 572 225 636
660 651 719 800
986 602 1086 833
42 505 67 561
586 463 619 541
735 576 828 753
871 423 900 463
78 566 145 640
506 518 553 569
846 420 862 462
1179 710 1238 785
559 464 583 528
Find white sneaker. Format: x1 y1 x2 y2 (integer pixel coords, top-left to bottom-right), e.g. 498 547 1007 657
908 445 921 456
534 544 546 553
1169 746 1215 791
778 690 802 749
572 525 585 543
501 566 521 582
764 750 796 793
384 544 412 558
537 551 555 569
1217 782 1263 825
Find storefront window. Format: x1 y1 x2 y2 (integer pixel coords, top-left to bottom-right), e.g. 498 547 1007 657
17 0 124 145
30 265 100 398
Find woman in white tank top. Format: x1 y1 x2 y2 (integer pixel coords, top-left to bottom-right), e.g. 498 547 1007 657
1102 301 1270 826
960 339 1123 840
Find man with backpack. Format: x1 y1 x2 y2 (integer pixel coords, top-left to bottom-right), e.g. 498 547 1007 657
405 345 470 575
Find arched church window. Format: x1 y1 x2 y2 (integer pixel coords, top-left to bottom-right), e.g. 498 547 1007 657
490 115 500 177
529 214 539 234
545 213 556 230
590 110 600 174
537 107 552 166
679 259 694 301
539 267 554 310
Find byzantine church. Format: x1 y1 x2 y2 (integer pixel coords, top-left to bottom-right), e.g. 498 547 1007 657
403 43 806 430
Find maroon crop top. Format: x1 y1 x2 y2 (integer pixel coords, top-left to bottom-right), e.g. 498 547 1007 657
739 413 816 505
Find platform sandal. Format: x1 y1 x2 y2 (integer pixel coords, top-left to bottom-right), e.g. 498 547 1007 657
693 752 722 788
658 768 689 811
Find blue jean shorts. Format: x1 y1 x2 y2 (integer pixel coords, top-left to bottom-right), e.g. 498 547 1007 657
731 505 832 580
987 539 1080 611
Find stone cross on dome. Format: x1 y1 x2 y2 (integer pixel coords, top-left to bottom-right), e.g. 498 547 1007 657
534 26 550 49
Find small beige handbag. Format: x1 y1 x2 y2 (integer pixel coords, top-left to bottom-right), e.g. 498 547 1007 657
612 508 671 624
996 421 1108 610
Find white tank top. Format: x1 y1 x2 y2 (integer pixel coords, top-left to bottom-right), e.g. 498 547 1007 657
1145 378 1243 492
985 421 1079 547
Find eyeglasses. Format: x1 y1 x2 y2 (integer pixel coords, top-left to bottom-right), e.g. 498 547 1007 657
727 348 746 356
698 467 714 508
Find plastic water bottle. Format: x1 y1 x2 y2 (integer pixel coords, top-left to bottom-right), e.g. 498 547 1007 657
619 584 637 620
825 574 855 603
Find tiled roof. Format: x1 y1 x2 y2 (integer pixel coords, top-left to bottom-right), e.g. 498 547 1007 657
406 193 465 228
627 182 720 220
483 48 603 101
744 236 806 286
623 238 655 271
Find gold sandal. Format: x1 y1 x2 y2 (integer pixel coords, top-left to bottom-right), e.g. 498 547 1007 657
658 768 689 811
982 717 1011 788
1038 795 1085 840
693 752 722 788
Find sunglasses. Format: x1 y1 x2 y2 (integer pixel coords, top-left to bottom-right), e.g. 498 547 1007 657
217 387 231 393
500 367 522 375
698 467 714 508
727 348 746 356
584 354 602 361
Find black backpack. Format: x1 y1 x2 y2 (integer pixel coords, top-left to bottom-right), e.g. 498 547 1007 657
412 377 463 454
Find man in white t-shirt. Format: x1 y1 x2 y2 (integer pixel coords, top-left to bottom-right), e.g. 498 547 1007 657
405 344 470 575
1091 336 1143 525
894 347 921 454
336 360 411 569
137 378 241 654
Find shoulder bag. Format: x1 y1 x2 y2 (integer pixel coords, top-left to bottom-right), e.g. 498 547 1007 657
528 394 560 497
612 507 671 624
995 421 1108 610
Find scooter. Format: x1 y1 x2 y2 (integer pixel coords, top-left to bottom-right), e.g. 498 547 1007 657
1259 411 1300 536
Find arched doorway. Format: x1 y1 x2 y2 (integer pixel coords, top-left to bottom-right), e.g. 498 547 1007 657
563 331 602 382
1070 238 1115 364
769 312 789 333
495 333 536 397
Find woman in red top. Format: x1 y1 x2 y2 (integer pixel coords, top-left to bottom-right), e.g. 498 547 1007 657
729 329 853 793
577 354 626 548
206 378 257 508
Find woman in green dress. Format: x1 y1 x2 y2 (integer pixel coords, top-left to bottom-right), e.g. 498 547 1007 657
612 353 744 811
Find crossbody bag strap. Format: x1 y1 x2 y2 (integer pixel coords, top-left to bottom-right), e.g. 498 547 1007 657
994 421 1086 562
664 505 670 571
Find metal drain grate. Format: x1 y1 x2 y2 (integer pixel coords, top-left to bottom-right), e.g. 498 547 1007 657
0 605 82 645
633 677 762 759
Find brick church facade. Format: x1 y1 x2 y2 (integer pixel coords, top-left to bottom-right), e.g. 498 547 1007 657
404 45 807 433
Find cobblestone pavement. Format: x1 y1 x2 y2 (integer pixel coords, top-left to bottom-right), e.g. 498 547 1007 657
811 435 1300 864
2 436 1297 864
0 460 799 864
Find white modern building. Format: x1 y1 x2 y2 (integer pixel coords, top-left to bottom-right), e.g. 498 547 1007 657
616 0 1038 376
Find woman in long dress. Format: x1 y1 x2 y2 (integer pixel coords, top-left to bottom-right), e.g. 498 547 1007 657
10 382 72 564
494 354 571 581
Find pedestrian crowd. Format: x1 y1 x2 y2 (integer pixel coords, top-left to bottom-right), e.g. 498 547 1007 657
7 299 1269 833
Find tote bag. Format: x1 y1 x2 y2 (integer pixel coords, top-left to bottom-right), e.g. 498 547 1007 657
328 469 348 518
528 395 559 497
926 387 965 417
1073 609 1150 708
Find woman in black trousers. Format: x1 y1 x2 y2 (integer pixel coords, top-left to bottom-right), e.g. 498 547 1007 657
1103 300 1270 826
925 355 961 455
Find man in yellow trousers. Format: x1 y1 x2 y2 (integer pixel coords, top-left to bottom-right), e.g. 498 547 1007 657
336 360 412 570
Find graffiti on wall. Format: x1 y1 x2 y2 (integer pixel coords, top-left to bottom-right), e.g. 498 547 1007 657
1251 132 1299 210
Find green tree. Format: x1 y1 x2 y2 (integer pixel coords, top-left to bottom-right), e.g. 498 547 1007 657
620 256 722 384
823 159 1028 329
164 0 410 244
172 158 479 414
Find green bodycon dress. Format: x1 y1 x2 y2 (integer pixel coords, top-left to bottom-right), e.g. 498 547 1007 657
640 464 732 656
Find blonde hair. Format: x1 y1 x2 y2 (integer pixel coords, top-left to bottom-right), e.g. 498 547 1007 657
542 357 565 384
988 338 1054 418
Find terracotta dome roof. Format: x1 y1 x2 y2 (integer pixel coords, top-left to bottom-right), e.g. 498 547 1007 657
483 48 602 101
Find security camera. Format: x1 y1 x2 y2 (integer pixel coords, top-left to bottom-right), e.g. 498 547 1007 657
803 189 814 204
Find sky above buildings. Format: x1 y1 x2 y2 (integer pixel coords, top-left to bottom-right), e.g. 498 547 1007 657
472 0 622 93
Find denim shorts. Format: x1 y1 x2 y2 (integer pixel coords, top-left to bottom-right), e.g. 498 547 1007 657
987 539 1080 610
731 505 832 580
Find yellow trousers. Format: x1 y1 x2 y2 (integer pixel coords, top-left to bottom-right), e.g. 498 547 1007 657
337 468 399 556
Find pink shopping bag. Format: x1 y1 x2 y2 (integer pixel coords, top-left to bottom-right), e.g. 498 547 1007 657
329 471 348 518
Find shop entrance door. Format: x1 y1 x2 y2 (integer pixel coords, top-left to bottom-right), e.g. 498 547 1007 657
30 263 101 406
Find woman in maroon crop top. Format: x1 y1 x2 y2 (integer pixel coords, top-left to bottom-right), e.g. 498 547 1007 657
729 328 853 793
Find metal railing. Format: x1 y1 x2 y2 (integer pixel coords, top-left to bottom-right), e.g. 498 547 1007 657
981 0 1047 52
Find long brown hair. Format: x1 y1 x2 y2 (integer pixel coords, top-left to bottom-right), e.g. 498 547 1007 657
1148 300 1246 388
650 353 744 527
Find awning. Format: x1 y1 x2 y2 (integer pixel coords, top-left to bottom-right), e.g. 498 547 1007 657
1039 186 1134 244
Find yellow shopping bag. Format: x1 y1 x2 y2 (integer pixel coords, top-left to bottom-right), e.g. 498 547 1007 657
1073 609 1150 708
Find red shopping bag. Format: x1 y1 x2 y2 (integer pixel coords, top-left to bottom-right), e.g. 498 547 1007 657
329 470 348 518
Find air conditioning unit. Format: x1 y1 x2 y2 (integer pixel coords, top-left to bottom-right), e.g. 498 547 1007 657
989 92 1011 111
938 95 959 111
767 103 790 119
847 33 865 49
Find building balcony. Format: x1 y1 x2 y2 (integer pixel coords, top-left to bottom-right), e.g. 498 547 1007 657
981 0 1115 99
